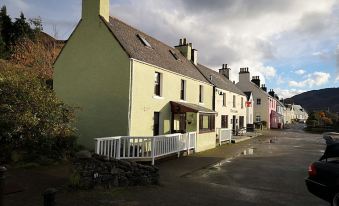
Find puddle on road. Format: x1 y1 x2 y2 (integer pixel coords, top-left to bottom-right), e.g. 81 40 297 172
185 147 256 178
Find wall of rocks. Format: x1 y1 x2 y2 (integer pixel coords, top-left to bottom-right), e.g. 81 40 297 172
71 152 159 189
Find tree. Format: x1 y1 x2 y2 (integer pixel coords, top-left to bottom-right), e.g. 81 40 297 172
0 6 13 58
9 36 55 79
12 12 34 42
0 60 77 162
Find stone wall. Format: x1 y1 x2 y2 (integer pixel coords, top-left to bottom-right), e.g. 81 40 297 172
71 152 159 189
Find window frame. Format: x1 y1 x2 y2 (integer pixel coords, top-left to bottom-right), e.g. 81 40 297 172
199 113 215 133
221 115 228 128
257 98 261 105
233 95 236 108
154 72 161 96
199 85 204 103
180 79 186 101
222 93 226 107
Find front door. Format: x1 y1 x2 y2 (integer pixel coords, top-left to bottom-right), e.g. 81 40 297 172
239 116 244 129
153 112 160 136
232 115 236 133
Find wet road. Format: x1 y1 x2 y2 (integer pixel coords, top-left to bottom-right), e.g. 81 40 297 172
185 127 328 206
43 125 330 206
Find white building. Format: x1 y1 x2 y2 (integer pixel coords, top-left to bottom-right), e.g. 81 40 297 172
236 68 276 129
197 64 247 132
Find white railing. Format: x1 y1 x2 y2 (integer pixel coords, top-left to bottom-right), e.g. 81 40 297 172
95 132 197 165
216 128 232 146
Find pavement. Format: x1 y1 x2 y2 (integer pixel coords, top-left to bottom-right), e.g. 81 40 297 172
4 124 330 206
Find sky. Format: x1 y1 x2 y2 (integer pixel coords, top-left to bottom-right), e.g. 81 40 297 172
2 0 339 99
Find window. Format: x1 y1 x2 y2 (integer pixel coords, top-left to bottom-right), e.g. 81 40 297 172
257 98 261 105
256 115 261 122
221 115 228 128
154 72 161 96
199 85 204 103
137 34 152 48
233 95 236 108
170 50 180 61
223 93 226 106
199 114 215 133
180 79 186 100
241 97 244 109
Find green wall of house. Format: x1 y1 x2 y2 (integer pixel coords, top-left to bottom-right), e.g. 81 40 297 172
53 17 130 148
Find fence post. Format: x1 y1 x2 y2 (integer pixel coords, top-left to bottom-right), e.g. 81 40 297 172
117 138 121 160
177 134 180 158
0 166 7 206
218 129 221 146
151 137 156 165
187 133 190 155
95 139 100 155
43 188 57 206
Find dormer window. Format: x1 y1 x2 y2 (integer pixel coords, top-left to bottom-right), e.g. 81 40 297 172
137 34 152 48
170 50 180 61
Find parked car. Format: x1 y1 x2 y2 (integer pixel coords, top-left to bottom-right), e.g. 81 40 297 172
305 134 339 205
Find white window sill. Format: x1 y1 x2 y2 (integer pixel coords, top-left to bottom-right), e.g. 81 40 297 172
179 99 187 103
199 102 204 105
153 95 164 100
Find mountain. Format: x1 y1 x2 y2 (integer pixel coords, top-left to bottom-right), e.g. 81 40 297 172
285 88 339 113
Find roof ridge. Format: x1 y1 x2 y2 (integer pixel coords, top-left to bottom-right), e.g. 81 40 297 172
109 16 182 54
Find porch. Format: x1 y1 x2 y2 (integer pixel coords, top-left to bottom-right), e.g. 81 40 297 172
95 132 197 165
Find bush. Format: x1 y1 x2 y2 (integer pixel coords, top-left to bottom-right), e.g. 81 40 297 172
0 60 78 163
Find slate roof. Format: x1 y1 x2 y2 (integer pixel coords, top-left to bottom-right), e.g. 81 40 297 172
102 17 210 84
195 64 245 96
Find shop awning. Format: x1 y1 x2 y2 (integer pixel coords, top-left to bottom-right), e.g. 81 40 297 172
170 101 217 114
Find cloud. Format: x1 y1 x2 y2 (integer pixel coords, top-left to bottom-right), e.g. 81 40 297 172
288 71 330 87
275 88 306 99
295 69 306 75
4 0 338 90
109 0 336 84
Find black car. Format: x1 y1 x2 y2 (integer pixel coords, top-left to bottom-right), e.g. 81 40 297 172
305 134 339 206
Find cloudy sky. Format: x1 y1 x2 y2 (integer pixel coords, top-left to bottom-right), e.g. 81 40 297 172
2 0 339 98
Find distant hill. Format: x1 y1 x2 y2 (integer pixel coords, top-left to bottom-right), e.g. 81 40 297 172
285 88 339 113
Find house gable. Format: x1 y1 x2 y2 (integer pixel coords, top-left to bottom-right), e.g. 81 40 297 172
53 13 131 148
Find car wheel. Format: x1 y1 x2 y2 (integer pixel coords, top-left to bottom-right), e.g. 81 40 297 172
332 192 339 206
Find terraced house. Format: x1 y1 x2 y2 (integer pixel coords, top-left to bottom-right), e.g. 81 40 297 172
197 64 247 134
53 0 217 152
236 68 277 129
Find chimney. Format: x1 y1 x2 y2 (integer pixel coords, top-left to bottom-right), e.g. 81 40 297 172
175 38 192 61
82 0 109 22
219 64 231 79
192 49 198 65
251 76 260 87
239 67 250 83
268 89 275 97
261 84 267 92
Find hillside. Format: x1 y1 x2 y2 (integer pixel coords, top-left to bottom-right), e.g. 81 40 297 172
285 88 339 113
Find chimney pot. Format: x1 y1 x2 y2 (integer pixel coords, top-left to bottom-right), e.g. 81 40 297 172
183 38 187 45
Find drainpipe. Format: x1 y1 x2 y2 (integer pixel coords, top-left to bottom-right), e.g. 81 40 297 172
212 86 216 111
